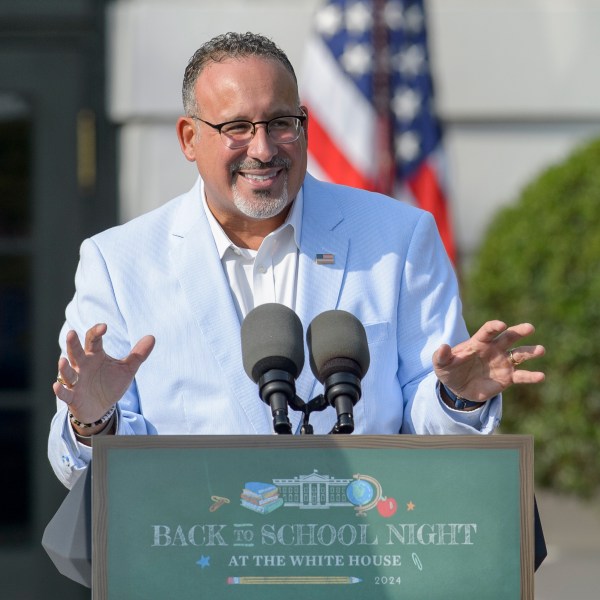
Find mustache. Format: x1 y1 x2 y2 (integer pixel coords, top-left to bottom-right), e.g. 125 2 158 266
230 157 291 174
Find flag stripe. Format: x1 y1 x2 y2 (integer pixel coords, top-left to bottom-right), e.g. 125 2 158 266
306 107 375 190
408 161 455 263
301 36 378 178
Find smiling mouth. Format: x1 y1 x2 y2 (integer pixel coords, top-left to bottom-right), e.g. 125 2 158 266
232 159 291 184
239 169 282 183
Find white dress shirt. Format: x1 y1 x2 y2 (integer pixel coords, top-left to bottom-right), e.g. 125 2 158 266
201 181 303 322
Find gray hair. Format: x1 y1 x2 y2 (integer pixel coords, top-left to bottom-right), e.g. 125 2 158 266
182 32 298 115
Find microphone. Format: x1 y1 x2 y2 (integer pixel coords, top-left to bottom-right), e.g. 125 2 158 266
241 303 305 434
307 310 370 434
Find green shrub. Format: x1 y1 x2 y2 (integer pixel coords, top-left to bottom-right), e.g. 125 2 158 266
463 137 600 497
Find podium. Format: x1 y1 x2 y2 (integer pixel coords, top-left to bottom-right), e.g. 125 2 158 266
44 435 545 599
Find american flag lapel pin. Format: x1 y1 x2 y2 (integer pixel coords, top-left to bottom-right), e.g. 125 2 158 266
315 253 335 265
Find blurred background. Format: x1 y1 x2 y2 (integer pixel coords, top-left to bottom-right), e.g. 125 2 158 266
1 0 599 597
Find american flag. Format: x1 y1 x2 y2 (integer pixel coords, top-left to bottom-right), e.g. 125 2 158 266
300 0 456 263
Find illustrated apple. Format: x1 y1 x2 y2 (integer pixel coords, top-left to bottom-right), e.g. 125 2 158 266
376 496 397 517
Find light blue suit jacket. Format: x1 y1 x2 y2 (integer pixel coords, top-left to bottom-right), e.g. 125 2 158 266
49 174 501 488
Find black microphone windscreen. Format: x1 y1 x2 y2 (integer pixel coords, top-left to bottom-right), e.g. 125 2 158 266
241 303 305 383
307 310 370 382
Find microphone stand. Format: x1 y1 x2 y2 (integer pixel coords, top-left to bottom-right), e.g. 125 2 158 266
285 393 344 435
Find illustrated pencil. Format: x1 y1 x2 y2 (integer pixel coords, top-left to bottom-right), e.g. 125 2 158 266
227 576 361 585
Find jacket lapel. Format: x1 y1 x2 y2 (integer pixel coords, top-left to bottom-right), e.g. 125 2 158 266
292 174 349 432
169 180 272 432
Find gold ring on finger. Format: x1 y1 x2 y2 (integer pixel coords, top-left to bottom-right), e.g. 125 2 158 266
508 349 521 367
56 374 77 389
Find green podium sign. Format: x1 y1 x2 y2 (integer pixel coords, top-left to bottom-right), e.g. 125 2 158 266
92 435 534 599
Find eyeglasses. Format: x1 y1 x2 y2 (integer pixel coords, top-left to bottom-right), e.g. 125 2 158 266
190 114 306 149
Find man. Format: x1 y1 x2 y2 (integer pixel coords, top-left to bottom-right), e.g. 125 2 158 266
48 32 544 489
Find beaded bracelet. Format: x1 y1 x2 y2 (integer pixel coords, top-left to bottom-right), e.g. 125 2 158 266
73 412 117 442
69 405 117 429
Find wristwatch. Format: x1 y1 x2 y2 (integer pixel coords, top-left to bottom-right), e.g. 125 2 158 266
441 383 481 410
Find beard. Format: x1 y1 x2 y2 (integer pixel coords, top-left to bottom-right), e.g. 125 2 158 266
230 158 292 220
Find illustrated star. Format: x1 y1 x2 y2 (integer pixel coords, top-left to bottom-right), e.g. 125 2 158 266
196 555 211 569
407 501 416 511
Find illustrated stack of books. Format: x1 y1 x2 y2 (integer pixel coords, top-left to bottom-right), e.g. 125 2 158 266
240 481 284 514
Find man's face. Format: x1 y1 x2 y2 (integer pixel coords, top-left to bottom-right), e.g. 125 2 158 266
177 56 308 232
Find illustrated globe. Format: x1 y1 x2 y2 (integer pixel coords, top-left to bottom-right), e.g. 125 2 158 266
346 479 375 506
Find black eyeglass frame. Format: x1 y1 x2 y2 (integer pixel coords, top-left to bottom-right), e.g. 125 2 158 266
190 114 307 148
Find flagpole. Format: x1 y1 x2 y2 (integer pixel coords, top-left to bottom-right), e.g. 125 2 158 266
372 0 395 196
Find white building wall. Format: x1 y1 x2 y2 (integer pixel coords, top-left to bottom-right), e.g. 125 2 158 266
106 0 600 262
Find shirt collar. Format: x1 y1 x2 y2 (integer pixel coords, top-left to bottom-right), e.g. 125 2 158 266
200 178 303 258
